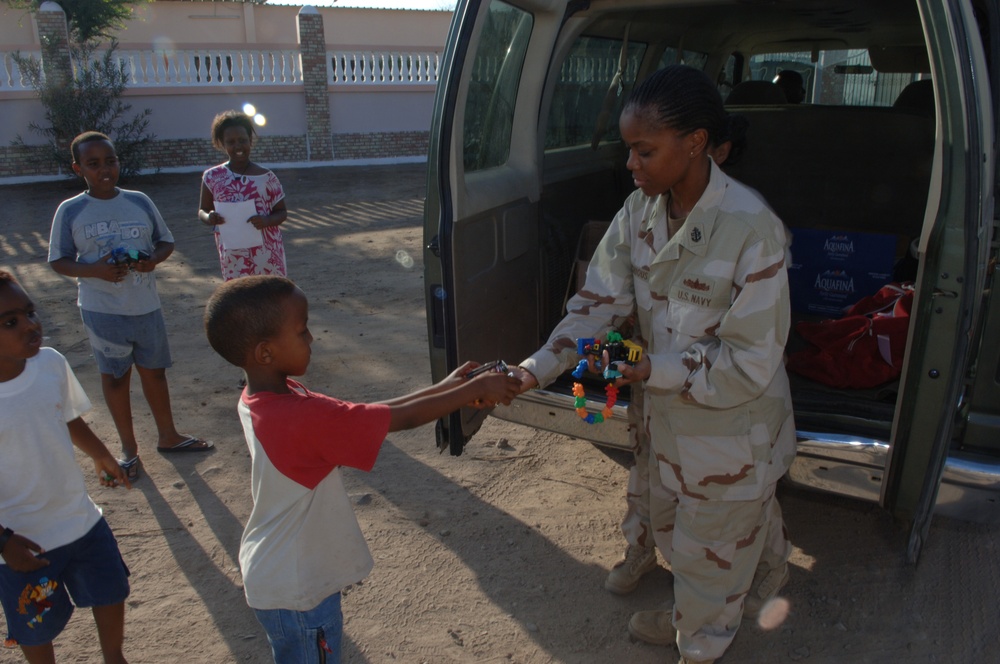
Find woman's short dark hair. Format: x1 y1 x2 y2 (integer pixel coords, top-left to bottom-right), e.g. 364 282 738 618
624 65 727 146
718 113 750 166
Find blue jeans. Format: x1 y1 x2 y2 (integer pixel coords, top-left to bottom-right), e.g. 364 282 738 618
253 592 342 664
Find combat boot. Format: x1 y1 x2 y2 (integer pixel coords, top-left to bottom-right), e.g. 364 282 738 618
628 608 675 645
742 561 790 620
605 544 657 594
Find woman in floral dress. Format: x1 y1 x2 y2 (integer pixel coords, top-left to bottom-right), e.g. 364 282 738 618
198 111 288 280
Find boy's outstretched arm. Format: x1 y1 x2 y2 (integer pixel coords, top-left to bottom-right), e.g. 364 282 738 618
382 363 520 432
379 361 479 407
67 417 131 489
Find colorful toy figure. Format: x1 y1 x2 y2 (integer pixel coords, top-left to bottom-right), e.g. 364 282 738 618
108 246 150 267
572 332 643 380
570 332 642 424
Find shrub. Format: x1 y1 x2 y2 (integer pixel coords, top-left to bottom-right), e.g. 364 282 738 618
12 39 156 179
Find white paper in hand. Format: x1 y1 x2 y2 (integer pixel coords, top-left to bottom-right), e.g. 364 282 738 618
214 200 263 249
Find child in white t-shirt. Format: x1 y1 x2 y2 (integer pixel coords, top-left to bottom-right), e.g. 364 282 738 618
0 271 131 663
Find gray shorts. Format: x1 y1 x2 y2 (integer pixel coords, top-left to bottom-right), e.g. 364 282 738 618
81 309 172 378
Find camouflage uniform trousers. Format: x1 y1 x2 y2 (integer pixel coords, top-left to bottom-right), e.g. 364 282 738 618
619 388 792 659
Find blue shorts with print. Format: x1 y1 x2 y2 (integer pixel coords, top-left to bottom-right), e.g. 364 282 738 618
253 592 342 664
0 518 130 647
81 308 172 379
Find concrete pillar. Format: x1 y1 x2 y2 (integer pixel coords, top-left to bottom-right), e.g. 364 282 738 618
36 1 72 89
297 6 333 160
244 3 257 44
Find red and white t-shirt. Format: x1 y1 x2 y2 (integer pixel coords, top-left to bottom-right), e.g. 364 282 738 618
237 380 390 611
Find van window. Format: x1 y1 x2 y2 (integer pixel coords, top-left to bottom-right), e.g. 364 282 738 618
656 47 709 72
543 40 710 151
545 37 646 149
463 0 533 171
745 50 925 106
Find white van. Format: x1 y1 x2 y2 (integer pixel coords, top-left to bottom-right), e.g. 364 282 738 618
423 0 999 559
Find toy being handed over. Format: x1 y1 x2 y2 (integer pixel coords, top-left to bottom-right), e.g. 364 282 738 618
467 360 513 407
571 332 643 424
466 359 511 378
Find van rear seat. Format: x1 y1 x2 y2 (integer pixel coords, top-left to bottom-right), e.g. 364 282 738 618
721 105 935 238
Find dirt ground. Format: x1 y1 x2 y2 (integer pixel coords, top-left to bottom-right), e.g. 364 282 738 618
1 163 998 664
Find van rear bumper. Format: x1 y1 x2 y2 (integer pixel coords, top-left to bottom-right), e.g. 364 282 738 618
492 387 632 448
495 390 1000 523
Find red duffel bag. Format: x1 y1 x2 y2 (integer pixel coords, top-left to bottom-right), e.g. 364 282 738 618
786 283 914 389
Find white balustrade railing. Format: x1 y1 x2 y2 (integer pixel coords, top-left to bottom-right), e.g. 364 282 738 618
115 49 303 87
328 51 439 85
0 51 40 91
0 48 444 92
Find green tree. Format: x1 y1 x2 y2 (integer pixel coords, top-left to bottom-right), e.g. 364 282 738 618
2 0 148 44
12 39 154 179
5 0 156 178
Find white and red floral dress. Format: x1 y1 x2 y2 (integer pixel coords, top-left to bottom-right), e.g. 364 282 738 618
202 164 287 280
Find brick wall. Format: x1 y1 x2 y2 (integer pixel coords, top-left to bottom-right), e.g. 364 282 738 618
0 131 429 179
331 131 429 160
145 131 428 169
142 135 310 172
0 144 62 178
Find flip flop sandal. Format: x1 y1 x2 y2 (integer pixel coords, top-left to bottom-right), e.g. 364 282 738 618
119 456 141 481
158 436 214 454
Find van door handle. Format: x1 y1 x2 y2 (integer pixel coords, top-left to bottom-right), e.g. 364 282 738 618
427 235 441 257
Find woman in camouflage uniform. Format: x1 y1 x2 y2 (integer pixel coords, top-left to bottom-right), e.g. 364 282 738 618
511 65 795 664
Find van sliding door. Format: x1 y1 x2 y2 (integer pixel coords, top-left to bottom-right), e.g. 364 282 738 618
423 0 545 454
881 0 994 561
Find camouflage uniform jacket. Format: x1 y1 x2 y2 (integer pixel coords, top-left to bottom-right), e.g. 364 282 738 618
521 161 796 501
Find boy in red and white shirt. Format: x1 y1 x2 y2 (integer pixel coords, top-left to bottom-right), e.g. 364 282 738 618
204 275 519 663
